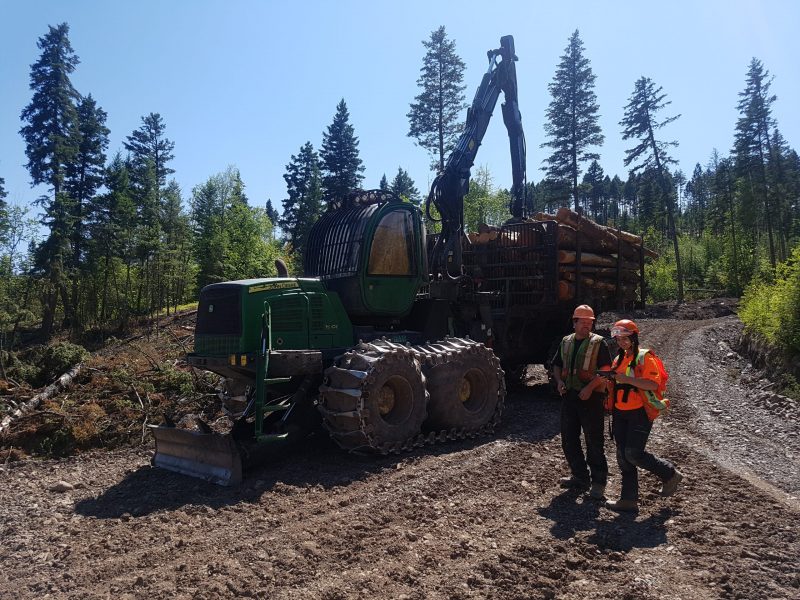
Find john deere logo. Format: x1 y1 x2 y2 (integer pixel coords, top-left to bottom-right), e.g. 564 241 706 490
248 281 298 293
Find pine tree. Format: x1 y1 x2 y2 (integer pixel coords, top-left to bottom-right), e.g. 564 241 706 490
390 167 420 202
621 76 683 301
541 30 604 211
19 23 82 338
407 26 467 173
281 142 323 257
379 174 389 190
320 100 364 204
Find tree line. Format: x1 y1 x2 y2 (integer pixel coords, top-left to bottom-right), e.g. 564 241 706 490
1 23 798 351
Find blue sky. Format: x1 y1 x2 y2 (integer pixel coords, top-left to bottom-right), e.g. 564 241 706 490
2 0 799 224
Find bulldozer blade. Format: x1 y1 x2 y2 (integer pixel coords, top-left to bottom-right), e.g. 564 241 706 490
149 425 243 486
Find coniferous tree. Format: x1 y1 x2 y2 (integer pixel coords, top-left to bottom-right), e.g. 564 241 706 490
281 142 323 257
608 175 624 223
19 22 82 338
0 177 8 244
124 113 175 314
582 160 605 220
320 100 364 204
64 94 109 326
733 58 778 268
407 26 467 173
621 76 683 302
541 30 604 211
265 199 279 226
379 174 389 190
86 153 136 325
390 167 420 202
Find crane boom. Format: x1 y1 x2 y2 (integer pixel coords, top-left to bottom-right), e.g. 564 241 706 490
427 35 527 279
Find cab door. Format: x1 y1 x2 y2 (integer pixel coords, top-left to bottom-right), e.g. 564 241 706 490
362 207 420 316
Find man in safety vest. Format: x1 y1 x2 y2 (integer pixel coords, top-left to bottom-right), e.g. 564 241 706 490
551 304 611 500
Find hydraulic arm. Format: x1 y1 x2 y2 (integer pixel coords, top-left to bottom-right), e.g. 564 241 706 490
427 35 527 279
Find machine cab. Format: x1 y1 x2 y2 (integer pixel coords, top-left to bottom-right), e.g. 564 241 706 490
304 193 427 319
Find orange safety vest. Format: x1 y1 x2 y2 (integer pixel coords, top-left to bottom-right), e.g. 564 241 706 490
611 349 663 411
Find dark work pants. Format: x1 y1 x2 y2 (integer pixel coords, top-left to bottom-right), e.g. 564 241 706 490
612 407 676 501
560 391 608 486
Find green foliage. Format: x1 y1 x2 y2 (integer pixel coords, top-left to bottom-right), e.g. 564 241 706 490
462 166 511 230
740 244 800 355
40 341 88 382
158 362 194 397
645 254 677 303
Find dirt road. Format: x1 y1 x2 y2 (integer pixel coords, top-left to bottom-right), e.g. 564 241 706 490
1 314 798 599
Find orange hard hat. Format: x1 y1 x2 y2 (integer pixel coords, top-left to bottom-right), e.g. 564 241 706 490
611 319 639 337
572 304 595 320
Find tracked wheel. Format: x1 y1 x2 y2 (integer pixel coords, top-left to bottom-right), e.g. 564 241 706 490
423 339 505 432
318 340 428 453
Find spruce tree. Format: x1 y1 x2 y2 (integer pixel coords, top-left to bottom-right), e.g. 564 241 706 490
19 23 82 337
320 100 364 204
282 142 323 256
390 167 420 202
620 76 683 301
64 94 109 325
265 199 279 226
379 174 389 190
541 30 604 211
407 26 467 173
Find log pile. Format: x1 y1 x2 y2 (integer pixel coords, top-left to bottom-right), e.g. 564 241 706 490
530 207 652 302
464 208 653 307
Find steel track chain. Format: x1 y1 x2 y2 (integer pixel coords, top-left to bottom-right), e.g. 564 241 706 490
318 337 506 455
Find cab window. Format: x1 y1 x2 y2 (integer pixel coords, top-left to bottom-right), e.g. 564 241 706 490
367 210 415 275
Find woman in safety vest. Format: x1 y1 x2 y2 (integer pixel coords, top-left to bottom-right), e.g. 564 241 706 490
604 319 683 512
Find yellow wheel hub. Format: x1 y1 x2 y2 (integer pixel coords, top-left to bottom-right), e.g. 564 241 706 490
459 377 472 403
378 384 396 415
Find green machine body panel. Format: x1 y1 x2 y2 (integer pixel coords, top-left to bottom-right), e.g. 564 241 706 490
193 277 354 360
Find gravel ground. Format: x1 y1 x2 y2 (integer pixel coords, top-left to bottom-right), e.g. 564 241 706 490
1 312 798 599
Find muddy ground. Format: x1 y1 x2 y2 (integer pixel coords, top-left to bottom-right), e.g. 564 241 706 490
1 301 799 599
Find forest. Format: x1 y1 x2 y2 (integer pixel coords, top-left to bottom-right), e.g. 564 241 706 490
1 24 798 383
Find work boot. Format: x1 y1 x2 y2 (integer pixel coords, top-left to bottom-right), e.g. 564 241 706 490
559 476 589 490
660 470 684 497
589 483 606 500
605 498 638 512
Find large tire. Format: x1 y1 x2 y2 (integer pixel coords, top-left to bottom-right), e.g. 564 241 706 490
423 339 504 432
319 341 428 453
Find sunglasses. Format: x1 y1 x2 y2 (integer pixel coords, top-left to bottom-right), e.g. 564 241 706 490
611 327 633 338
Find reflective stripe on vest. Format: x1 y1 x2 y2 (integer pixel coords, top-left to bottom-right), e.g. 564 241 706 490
561 333 603 390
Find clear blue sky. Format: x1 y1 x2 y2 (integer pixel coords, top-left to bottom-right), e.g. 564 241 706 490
2 0 799 224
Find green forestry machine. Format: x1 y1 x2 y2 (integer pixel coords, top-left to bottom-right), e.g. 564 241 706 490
150 36 568 485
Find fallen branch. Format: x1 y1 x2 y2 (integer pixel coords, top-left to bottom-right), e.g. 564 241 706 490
0 363 84 436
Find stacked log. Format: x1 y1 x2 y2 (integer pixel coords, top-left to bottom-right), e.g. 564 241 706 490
529 207 653 303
